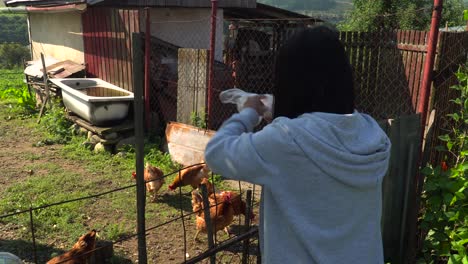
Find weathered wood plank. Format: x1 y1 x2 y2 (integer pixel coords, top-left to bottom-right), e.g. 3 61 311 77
177 48 208 124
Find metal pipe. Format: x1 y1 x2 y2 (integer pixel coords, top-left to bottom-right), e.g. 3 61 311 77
29 207 38 264
242 190 253 264
0 6 27 13
409 1 444 262
132 32 148 264
144 7 151 130
201 184 216 264
26 3 86 13
418 0 443 131
207 0 218 129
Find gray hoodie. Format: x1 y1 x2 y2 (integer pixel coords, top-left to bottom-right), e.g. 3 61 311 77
204 108 391 264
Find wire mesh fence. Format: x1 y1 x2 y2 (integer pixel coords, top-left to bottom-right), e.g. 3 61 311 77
146 13 467 134
426 28 468 164
0 163 261 263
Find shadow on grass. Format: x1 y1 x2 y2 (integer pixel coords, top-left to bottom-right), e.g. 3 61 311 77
0 238 132 264
157 191 193 212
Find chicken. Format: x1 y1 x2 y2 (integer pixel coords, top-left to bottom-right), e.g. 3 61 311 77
132 163 165 202
47 229 97 264
192 190 235 241
209 191 255 220
168 164 210 191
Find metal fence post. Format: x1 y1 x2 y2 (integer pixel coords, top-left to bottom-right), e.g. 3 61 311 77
242 190 253 264
29 207 38 264
144 7 151 130
410 0 444 262
201 184 216 264
418 0 444 131
207 0 218 129
132 32 148 264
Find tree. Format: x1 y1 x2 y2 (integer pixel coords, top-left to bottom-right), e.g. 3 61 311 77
339 0 466 31
0 14 28 45
0 43 30 69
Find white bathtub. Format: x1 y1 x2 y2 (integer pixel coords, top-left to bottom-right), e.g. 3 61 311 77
50 78 134 126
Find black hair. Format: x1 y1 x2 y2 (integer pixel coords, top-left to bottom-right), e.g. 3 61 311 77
272 25 355 118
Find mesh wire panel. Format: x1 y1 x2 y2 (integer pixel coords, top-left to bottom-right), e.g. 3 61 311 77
142 14 468 262
426 27 468 164
146 15 467 133
222 19 431 122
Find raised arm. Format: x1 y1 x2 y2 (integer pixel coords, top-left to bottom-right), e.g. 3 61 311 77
204 108 277 186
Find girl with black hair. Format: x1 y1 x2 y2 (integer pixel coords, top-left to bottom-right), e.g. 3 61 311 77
205 25 390 263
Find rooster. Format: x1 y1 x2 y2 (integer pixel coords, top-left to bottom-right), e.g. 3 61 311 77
223 191 255 220
132 163 165 202
47 229 97 264
168 164 210 191
192 190 235 241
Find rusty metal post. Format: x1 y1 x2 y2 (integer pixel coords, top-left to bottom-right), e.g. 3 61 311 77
201 184 216 264
410 0 444 262
132 32 148 264
207 0 218 129
144 8 151 130
242 190 253 264
29 207 38 264
418 0 443 131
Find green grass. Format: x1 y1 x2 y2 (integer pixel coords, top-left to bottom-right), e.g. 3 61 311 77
0 69 36 115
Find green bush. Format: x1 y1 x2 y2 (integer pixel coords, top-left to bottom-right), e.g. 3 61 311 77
0 43 30 69
0 69 36 113
419 65 468 264
0 14 28 45
40 100 73 144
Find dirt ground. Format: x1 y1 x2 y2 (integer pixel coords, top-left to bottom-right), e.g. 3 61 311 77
0 106 261 264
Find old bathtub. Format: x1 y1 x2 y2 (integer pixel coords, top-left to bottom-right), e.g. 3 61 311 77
50 78 134 126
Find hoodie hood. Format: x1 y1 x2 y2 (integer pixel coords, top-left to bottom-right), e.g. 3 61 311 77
279 111 391 189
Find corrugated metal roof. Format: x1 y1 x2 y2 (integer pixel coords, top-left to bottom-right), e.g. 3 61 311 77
5 0 255 8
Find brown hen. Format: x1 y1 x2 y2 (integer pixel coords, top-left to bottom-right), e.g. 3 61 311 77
191 190 235 241
168 164 210 191
47 229 97 264
132 163 165 202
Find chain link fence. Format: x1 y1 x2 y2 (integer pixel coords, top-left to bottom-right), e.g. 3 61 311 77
426 26 468 164
145 13 468 133
141 9 467 263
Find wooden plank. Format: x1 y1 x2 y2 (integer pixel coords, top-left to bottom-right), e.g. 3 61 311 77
177 48 208 124
407 30 417 108
66 113 134 136
412 32 426 110
96 8 106 82
121 9 131 91
119 9 129 91
104 7 113 96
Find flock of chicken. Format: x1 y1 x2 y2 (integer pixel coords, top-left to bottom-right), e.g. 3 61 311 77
133 162 255 241
45 163 254 263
